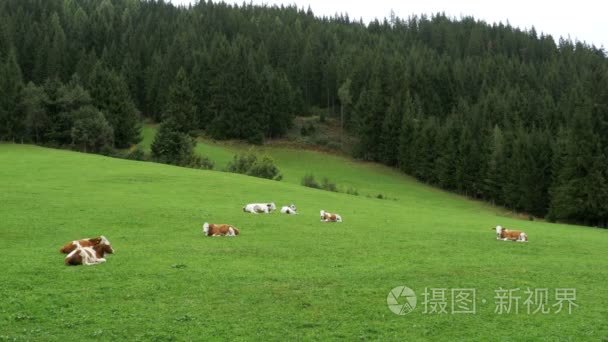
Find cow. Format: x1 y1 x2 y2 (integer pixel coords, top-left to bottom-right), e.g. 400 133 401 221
64 241 114 266
280 204 297 214
243 202 276 214
60 236 111 254
202 222 240 237
494 225 528 242
320 210 342 222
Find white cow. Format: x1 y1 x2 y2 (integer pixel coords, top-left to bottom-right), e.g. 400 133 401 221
243 202 276 214
280 204 297 214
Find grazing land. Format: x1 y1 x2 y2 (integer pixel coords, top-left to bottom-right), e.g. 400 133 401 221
0 144 607 340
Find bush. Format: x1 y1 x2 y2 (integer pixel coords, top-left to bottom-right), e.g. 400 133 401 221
247 155 281 180
247 132 264 145
321 177 338 192
227 152 281 180
301 173 320 189
126 146 147 161
300 122 316 136
151 119 213 169
70 106 114 153
190 155 214 170
346 187 359 196
151 120 195 166
226 153 257 174
301 174 338 192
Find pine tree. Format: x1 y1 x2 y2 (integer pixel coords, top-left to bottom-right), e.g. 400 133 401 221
397 93 417 174
163 67 197 133
89 62 141 148
549 109 608 226
19 82 49 143
484 125 506 203
379 97 402 166
151 119 196 166
71 106 114 153
0 49 24 141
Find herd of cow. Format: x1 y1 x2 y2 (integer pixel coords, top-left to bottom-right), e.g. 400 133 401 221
58 202 527 266
202 203 343 237
58 202 344 265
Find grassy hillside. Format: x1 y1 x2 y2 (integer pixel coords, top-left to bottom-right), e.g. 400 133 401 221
142 125 509 215
1 144 607 341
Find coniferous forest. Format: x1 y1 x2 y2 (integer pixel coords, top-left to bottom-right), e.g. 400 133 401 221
0 0 607 227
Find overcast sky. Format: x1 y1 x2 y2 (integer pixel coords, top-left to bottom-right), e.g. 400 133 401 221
168 0 607 49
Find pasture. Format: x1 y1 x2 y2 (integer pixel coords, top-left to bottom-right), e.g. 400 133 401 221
0 144 607 340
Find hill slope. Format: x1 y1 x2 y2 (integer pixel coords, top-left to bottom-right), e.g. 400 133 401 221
0 144 606 340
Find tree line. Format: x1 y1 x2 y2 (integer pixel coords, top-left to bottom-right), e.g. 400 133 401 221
0 0 606 226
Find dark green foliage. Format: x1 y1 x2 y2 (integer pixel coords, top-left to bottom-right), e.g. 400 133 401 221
247 155 282 181
19 82 49 143
0 49 24 141
151 119 196 167
301 173 320 189
321 177 338 192
226 152 282 181
549 110 608 227
163 68 197 133
89 62 141 148
125 146 147 161
189 154 215 170
300 173 338 192
70 106 114 153
345 187 359 196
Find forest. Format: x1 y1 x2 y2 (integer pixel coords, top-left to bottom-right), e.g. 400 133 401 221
0 0 607 227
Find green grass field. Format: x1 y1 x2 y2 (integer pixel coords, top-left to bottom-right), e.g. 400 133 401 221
1 143 607 341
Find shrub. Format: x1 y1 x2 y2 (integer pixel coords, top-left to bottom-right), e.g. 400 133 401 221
247 155 282 180
126 146 147 161
151 119 213 168
70 106 114 153
301 173 320 189
226 153 257 174
151 121 195 166
227 152 281 180
346 187 359 196
301 122 316 136
190 155 214 170
321 177 338 192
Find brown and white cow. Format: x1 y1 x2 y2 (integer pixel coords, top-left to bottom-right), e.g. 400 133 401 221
494 225 528 242
60 236 110 254
320 210 342 222
202 222 240 237
64 241 114 266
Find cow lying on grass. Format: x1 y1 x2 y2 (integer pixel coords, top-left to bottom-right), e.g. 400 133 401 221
243 202 276 214
280 204 297 214
64 239 114 266
320 210 342 222
203 222 240 237
60 236 110 254
494 225 528 242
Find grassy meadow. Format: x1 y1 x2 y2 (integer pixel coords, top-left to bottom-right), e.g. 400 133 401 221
1 143 607 341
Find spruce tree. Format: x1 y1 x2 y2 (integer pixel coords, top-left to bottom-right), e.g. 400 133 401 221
0 49 24 141
163 67 197 133
89 62 141 148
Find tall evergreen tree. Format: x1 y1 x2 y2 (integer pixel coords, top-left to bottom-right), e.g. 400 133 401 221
163 67 197 133
0 49 24 141
89 62 141 147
